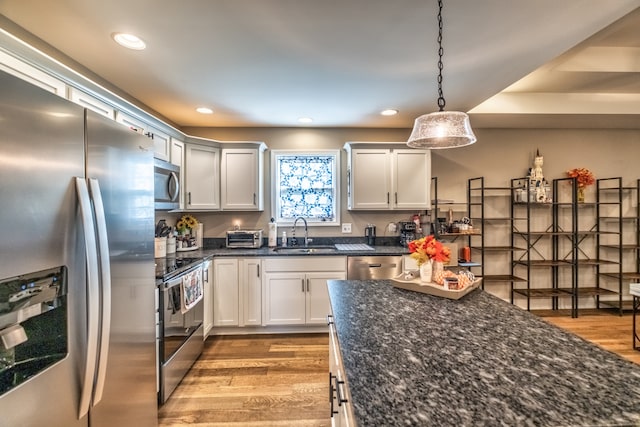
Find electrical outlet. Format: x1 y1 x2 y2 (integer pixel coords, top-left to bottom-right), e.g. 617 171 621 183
341 223 352 233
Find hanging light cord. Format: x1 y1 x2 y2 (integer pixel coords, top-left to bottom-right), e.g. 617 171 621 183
436 0 445 111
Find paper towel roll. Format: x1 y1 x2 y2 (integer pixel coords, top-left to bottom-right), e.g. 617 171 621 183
195 223 203 248
268 222 277 247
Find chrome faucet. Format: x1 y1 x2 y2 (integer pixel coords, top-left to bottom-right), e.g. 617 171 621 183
292 217 309 247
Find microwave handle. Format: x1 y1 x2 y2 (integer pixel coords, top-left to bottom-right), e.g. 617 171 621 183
168 171 180 202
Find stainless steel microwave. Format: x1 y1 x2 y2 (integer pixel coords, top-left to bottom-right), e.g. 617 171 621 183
154 158 180 210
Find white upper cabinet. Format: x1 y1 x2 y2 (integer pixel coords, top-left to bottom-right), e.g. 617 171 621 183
344 142 431 210
146 127 171 161
170 138 185 210
185 143 220 210
220 144 266 211
347 148 392 209
0 51 67 97
69 87 115 119
392 149 431 209
115 111 147 135
115 112 171 160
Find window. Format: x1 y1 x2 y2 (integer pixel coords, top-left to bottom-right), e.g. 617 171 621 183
271 150 340 226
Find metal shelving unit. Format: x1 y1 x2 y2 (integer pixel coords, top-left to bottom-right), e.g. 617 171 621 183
512 176 622 317
467 177 526 294
596 177 640 314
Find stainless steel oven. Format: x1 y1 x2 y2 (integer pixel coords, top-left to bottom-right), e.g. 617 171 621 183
157 260 204 404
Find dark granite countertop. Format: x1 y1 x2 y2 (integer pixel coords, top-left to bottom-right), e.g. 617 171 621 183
174 244 409 259
327 279 640 426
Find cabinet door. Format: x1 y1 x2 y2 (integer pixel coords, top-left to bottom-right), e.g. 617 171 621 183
69 86 115 119
171 139 185 210
393 149 431 209
115 111 146 135
203 260 213 338
185 143 220 210
306 272 344 324
240 259 262 326
148 127 171 161
349 149 391 210
0 50 66 97
262 272 306 325
213 258 239 326
221 148 263 210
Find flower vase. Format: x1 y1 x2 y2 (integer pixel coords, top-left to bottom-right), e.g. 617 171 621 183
432 261 444 283
419 260 433 283
577 187 585 203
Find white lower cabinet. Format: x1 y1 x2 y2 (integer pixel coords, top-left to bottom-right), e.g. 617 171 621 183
213 258 239 326
329 316 354 427
212 258 263 328
262 257 346 326
203 259 213 338
239 258 262 326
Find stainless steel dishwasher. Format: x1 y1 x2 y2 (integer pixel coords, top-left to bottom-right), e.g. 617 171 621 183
347 256 403 280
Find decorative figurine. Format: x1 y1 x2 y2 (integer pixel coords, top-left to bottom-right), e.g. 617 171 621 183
528 149 550 203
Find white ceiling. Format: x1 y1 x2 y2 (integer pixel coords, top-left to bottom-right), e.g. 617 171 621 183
0 0 639 129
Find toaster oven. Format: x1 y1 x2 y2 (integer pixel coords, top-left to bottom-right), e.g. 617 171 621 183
226 230 263 248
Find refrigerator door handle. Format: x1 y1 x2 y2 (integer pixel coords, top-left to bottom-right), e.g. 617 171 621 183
75 177 101 419
88 178 112 406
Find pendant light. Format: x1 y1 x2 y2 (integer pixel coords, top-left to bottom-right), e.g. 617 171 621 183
407 0 476 149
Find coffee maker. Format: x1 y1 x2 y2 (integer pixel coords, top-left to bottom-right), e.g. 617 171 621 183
365 224 376 246
399 221 417 247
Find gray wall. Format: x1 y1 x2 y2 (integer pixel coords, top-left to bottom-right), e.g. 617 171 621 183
178 126 640 242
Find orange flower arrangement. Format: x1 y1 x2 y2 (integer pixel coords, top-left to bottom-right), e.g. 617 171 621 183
567 168 595 188
408 235 451 266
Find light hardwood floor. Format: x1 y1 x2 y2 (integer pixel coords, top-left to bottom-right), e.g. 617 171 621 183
158 312 639 426
158 334 330 427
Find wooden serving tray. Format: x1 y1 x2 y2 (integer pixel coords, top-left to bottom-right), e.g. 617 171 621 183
390 276 482 300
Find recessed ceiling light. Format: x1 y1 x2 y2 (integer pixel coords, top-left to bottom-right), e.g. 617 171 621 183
298 117 313 124
380 109 398 116
196 107 214 114
112 33 146 50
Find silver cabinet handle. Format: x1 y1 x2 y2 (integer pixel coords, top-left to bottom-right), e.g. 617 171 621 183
395 192 398 204
302 279 305 292
306 278 310 292
256 264 260 278
188 191 192 205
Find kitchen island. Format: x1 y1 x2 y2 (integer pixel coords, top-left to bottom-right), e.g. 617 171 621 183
327 279 640 426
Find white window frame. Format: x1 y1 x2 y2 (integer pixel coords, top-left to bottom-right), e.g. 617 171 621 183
271 149 341 227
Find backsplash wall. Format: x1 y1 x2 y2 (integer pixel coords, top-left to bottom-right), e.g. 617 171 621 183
161 126 640 243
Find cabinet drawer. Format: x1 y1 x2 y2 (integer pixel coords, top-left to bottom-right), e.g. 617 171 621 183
263 256 346 272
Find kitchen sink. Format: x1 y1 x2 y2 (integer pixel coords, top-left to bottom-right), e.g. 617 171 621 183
272 245 337 254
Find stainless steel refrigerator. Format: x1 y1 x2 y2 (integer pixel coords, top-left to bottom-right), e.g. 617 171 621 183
0 70 157 426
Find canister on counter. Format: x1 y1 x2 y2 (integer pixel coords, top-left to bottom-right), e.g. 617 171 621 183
460 246 471 263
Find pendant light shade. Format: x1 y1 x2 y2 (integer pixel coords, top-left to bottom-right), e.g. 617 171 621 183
407 0 476 150
407 111 476 149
